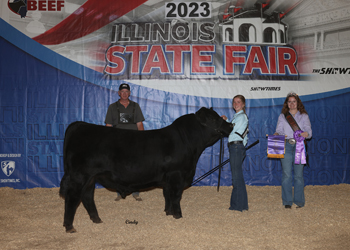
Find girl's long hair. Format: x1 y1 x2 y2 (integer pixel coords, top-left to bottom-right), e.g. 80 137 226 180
281 92 308 115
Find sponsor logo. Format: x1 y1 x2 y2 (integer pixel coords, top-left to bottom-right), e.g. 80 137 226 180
1 161 15 177
313 68 350 74
0 154 21 157
105 3 299 81
0 179 21 183
8 0 65 18
250 87 281 91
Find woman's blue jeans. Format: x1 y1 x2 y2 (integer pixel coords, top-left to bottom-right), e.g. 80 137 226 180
228 143 248 211
280 142 305 207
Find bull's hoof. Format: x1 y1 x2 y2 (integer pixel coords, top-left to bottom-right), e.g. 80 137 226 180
165 209 173 216
173 214 182 219
66 228 77 233
92 217 103 224
64 225 77 233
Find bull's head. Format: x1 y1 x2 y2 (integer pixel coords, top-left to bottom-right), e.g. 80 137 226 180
195 107 233 137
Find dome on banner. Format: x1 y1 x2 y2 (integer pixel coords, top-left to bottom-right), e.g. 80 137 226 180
220 3 287 44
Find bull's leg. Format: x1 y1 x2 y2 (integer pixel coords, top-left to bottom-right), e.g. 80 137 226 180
165 172 184 219
63 186 83 233
81 182 102 224
163 185 172 215
169 188 183 219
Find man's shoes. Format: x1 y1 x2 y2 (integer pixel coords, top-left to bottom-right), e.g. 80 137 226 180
296 205 302 209
285 205 292 209
133 194 142 201
115 195 122 201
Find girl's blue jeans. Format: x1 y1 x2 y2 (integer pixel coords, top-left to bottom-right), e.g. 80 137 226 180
280 142 305 207
228 143 248 211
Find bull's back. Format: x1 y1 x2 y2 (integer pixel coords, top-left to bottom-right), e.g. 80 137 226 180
62 118 202 177
63 122 172 171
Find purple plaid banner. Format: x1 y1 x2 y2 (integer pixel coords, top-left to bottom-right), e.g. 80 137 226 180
267 135 285 158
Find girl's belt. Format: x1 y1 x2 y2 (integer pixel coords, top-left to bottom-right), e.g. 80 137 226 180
288 138 296 145
228 141 243 146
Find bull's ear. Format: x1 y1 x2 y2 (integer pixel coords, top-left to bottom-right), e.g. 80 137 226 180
210 107 213 110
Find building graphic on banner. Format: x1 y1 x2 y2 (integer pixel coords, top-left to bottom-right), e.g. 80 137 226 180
220 4 287 44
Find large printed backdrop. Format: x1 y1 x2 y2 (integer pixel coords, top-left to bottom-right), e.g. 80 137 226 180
0 0 349 188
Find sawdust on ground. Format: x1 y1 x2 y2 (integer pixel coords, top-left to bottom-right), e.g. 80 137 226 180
1 184 349 250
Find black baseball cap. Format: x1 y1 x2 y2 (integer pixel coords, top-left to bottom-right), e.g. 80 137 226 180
119 83 130 91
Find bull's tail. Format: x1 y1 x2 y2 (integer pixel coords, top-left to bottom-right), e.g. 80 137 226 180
62 125 71 173
60 122 80 199
62 121 82 173
59 174 70 199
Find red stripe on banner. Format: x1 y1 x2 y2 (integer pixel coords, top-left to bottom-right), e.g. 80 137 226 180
33 0 147 45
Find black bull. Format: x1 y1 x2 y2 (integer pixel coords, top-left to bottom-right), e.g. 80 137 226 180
59 107 233 233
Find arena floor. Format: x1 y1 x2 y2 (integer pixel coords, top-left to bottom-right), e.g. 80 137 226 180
1 184 349 249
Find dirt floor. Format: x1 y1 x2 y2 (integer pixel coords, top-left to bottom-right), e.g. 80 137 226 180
1 184 349 250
